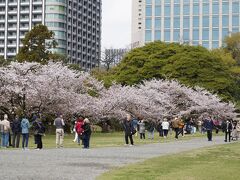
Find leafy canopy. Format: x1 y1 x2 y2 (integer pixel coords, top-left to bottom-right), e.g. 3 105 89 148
16 24 58 64
108 41 240 101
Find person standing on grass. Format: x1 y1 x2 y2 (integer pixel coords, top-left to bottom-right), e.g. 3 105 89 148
132 117 139 137
146 120 155 140
222 120 233 142
21 115 30 150
54 114 65 148
75 116 84 145
138 119 145 139
162 119 170 138
12 115 21 148
33 117 45 150
203 116 214 141
178 118 185 137
1 114 10 148
171 117 180 140
82 118 92 149
123 114 134 146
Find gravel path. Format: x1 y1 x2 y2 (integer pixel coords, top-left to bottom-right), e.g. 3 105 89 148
0 136 229 180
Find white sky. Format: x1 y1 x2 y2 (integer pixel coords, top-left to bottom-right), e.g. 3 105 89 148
102 0 132 49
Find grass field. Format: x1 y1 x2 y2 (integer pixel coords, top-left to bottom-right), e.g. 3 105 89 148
1 130 213 149
98 142 240 180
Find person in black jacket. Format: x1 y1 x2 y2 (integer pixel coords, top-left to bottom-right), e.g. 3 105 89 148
82 118 92 149
222 120 233 142
203 116 214 141
123 114 134 146
32 117 45 150
11 115 21 148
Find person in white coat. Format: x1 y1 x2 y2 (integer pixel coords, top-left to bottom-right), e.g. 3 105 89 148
162 119 170 138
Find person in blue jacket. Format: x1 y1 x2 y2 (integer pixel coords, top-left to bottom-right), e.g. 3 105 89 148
21 115 30 150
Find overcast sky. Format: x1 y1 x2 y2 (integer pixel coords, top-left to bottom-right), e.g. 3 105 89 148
102 0 132 49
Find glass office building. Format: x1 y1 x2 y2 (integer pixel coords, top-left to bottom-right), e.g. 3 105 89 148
0 0 101 70
132 0 240 49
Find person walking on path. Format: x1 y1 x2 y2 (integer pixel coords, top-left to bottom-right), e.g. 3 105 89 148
162 119 170 138
54 114 65 148
12 115 21 148
21 116 30 150
123 114 134 146
82 118 92 149
222 120 233 142
33 117 45 150
172 117 180 140
138 120 145 139
203 116 214 141
1 114 10 148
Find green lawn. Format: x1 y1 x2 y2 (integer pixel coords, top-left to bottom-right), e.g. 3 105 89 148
2 131 212 149
98 142 240 180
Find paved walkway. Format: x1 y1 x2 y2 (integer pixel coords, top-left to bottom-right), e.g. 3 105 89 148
0 136 231 180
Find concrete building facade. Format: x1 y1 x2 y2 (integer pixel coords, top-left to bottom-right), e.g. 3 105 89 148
0 0 101 70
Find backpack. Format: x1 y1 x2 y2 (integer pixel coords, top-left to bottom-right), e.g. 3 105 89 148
76 121 84 135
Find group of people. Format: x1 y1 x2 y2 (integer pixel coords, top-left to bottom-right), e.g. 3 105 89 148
0 114 45 150
70 115 92 149
122 114 240 146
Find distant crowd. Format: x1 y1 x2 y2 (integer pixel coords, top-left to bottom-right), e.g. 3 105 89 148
122 114 240 146
1 113 240 150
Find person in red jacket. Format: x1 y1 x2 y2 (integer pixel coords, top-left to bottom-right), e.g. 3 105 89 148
75 116 84 145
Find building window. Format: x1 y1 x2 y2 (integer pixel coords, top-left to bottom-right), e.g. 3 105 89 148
155 30 161 40
164 17 171 28
155 18 161 29
222 15 229 27
173 30 179 41
202 3 209 15
202 16 209 27
174 5 180 15
202 29 209 40
232 2 239 14
145 18 152 29
183 17 189 28
193 16 199 28
183 30 189 41
222 2 229 14
232 15 239 27
164 30 170 41
146 6 152 16
155 0 161 5
155 6 161 16
193 4 199 15
212 16 219 27
146 0 152 4
145 30 152 41
174 17 180 28
222 28 229 40
212 41 219 49
164 5 171 16
183 5 190 15
202 42 209 49
193 29 199 40
212 3 219 15
212 28 219 41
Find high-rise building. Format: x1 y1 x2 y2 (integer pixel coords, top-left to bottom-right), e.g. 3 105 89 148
0 0 101 70
132 0 240 49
